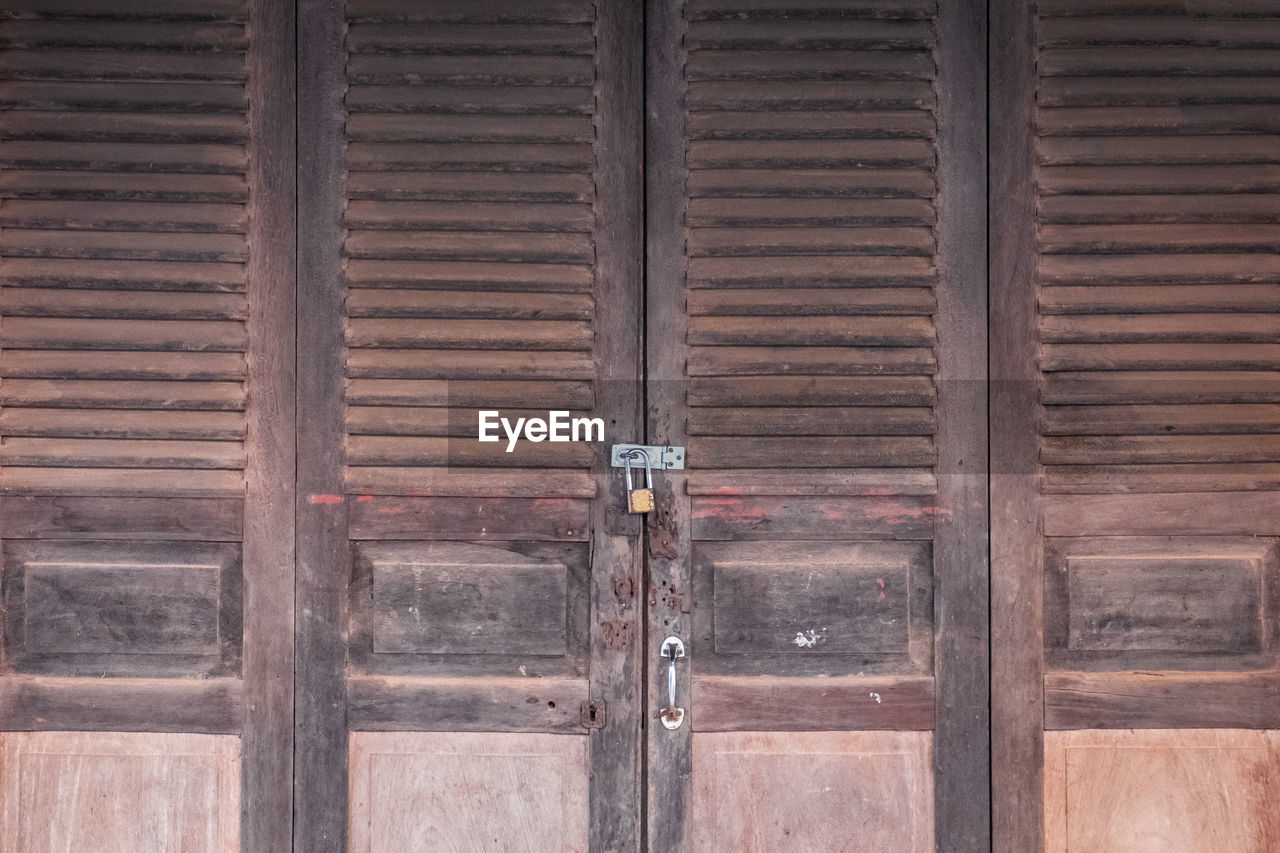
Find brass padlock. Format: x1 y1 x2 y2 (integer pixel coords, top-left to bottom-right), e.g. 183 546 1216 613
625 448 655 513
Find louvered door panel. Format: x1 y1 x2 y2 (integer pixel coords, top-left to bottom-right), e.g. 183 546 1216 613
0 1 250 496
681 1 940 498
342 0 598 499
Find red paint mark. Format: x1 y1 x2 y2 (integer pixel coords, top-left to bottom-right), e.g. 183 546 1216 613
308 494 344 505
694 497 767 522
356 494 373 503
876 578 885 588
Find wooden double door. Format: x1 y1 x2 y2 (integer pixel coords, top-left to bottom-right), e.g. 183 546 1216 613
2 0 1278 851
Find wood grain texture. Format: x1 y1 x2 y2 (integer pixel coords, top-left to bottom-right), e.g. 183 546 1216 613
1044 671 1280 731
0 731 240 853
294 0 348 848
0 676 242 733
1044 730 1280 853
691 731 934 852
348 732 588 853
693 675 935 732
989 0 1044 848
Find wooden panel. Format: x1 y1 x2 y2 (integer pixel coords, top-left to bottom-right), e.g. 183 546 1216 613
0 496 242 540
0 732 240 853
2 540 241 677
347 496 589 541
691 731 933 852
692 540 932 676
1044 537 1279 672
348 732 588 852
693 675 935 732
1044 730 1280 853
1045 672 1280 731
346 677 589 733
349 541 589 677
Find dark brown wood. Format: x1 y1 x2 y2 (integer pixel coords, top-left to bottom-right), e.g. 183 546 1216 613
294 0 347 849
0 677 242 734
691 495 938 540
990 0 1043 850
0 496 242 540
645 1 693 850
2 540 241 678
243 3 297 850
346 676 589 733
588 1 645 850
933 1 990 848
693 675 936 732
1045 672 1280 731
348 496 590 541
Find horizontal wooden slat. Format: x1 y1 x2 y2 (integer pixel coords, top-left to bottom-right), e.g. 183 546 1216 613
344 84 592 115
689 376 936 407
344 230 591 263
346 289 590 320
687 406 935 436
1041 463 1280 493
1 351 245 380
686 468 937 496
1 317 246 350
685 19 934 51
0 438 244 469
0 379 245 409
691 495 937 540
688 225 934 256
690 316 934 346
693 675 935 731
345 435 592 468
0 259 245 291
1040 343 1280 371
346 677 589 733
0 112 247 145
344 467 596 498
346 172 593 204
345 318 591 350
346 349 592 380
692 436 934 468
346 53 592 85
688 286 934 315
345 201 593 231
1042 492 1280 536
688 345 934 376
0 201 246 233
345 379 592 409
3 407 246 442
0 495 243 540
346 142 592 172
1042 434 1280 465
0 229 246 262
347 114 592 144
1042 371 1280 404
0 677 242 734
689 110 936 140
348 496 589 540
688 139 935 169
1040 224 1280 253
1041 404 1280 435
688 255 935 287
346 259 592 292
0 467 244 496
687 49 934 81
2 288 247 320
689 168 935 200
1039 284 1280 313
1038 165 1280 196
346 23 594 56
346 0 594 25
1044 672 1280 731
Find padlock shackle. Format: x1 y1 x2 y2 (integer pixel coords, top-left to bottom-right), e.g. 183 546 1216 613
622 447 654 490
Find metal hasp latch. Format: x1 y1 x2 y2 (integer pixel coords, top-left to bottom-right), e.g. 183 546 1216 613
610 444 685 471
659 636 685 730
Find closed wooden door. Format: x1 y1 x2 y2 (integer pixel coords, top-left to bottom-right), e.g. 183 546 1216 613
992 2 1280 852
0 1 295 850
295 0 990 851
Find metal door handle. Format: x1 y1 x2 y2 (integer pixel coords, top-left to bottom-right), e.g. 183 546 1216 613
660 636 685 730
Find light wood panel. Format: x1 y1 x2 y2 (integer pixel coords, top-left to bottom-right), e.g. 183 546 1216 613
348 732 588 853
1045 730 1280 853
691 731 933 852
0 731 240 853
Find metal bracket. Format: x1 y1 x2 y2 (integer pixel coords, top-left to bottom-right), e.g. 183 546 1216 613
610 444 685 471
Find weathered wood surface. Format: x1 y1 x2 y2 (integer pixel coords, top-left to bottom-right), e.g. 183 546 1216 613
0 732 241 853
690 731 933 852
1044 730 1280 853
348 732 588 853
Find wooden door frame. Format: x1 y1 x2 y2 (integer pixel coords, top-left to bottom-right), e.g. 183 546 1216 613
292 2 646 850
989 0 1043 851
643 0 991 848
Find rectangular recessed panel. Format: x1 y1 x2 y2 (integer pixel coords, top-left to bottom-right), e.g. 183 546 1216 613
349 732 588 853
25 564 219 656
1066 556 1261 654
362 542 568 656
701 541 927 657
1045 730 1280 853
0 731 240 853
1 540 241 676
691 731 933 853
